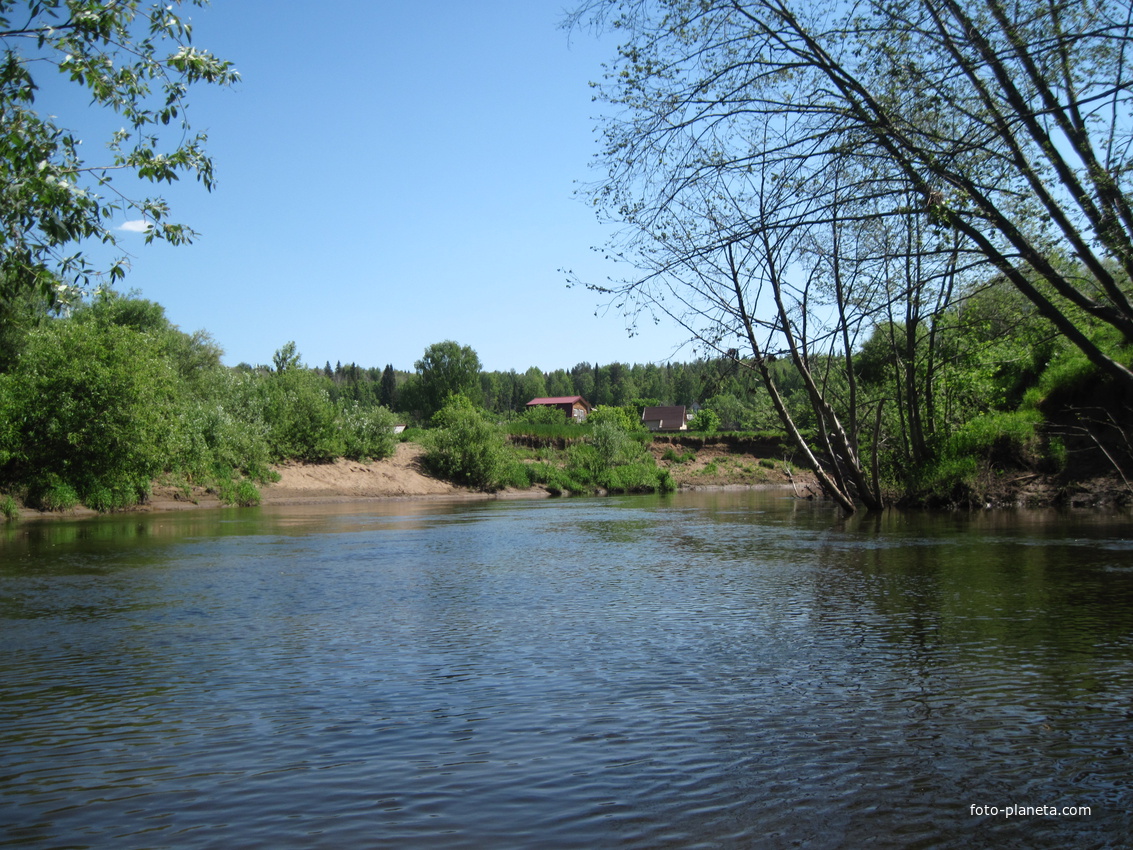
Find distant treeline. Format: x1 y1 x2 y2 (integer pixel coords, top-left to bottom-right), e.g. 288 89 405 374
279 353 789 431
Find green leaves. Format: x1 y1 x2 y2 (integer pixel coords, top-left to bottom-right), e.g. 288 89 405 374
5 317 179 508
413 340 484 418
0 1 238 301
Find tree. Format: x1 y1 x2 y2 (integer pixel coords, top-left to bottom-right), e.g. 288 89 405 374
414 340 483 418
2 318 179 508
0 0 238 303
272 341 300 373
379 363 397 409
571 0 1133 508
518 366 547 404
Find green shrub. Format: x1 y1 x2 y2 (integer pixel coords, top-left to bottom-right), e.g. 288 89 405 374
1027 328 1133 407
688 408 720 433
215 471 263 507
83 487 119 513
586 405 643 432
525 461 582 494
603 462 675 493
6 322 177 506
27 476 80 511
424 398 513 490
264 368 343 462
946 409 1042 467
399 427 425 443
519 404 569 425
557 422 672 494
497 460 536 490
0 494 18 522
340 402 398 461
759 458 776 469
505 421 582 442
176 372 276 482
661 446 696 463
591 420 637 465
908 455 980 501
231 479 262 507
1045 435 1068 472
1032 346 1098 404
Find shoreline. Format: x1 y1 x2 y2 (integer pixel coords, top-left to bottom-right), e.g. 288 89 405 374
9 440 1126 523
8 440 816 522
6 437 811 522
10 481 810 522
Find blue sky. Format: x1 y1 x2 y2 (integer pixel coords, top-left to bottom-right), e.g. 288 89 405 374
54 1 690 373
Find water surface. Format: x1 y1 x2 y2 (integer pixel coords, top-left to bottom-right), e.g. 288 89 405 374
1 492 1131 848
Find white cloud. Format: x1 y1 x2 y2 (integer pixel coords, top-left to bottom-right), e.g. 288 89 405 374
117 220 152 233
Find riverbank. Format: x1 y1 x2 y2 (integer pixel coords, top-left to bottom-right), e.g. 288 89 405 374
6 441 815 521
10 437 1126 522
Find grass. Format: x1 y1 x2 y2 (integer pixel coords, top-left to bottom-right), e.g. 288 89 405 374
215 469 263 507
27 477 79 511
661 446 697 464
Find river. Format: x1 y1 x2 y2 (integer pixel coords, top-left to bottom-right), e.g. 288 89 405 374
1 491 1131 848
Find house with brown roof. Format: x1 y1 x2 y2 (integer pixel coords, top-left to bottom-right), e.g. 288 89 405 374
641 405 688 431
526 396 592 423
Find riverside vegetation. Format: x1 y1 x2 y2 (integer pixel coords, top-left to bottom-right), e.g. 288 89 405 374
2 0 1131 516
1 280 1131 519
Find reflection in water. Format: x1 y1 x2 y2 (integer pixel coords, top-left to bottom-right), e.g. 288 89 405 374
1 492 1131 848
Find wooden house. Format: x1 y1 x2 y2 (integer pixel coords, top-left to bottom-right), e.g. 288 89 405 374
641 405 688 431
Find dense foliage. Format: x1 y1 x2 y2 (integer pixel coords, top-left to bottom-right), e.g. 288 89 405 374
0 292 398 511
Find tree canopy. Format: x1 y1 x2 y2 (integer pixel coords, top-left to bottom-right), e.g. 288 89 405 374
411 340 484 418
0 0 238 303
569 0 1133 509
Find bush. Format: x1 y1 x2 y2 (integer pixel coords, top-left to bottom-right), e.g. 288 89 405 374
688 408 720 433
906 455 980 504
557 420 672 494
231 479 262 507
603 463 676 493
264 368 343 462
591 420 645 467
176 395 275 484
27 476 80 512
586 405 643 431
661 446 696 463
520 404 570 425
424 398 514 490
83 486 122 513
6 321 177 509
903 409 1043 505
946 409 1042 468
214 470 263 506
1 494 18 522
339 402 398 461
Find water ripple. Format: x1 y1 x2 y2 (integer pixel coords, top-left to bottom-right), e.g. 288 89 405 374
2 494 1132 848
